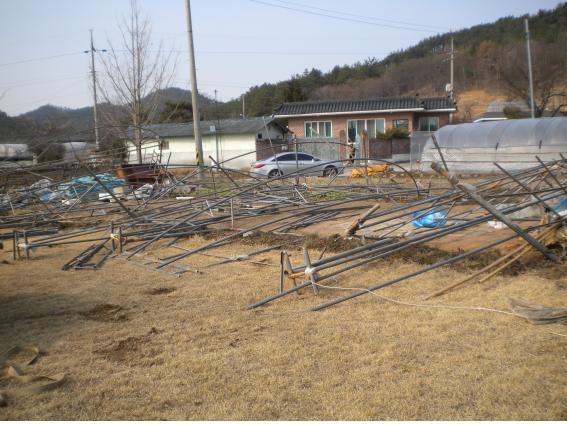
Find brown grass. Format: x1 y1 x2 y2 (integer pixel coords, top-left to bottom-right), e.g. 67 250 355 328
0 233 566 420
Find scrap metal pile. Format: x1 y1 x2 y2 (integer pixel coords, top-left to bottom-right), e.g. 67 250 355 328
2 146 567 312
252 156 567 311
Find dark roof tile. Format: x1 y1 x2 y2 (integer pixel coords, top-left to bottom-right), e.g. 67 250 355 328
275 97 454 116
135 117 277 139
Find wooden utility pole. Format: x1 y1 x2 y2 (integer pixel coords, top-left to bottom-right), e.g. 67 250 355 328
86 29 104 151
184 0 204 178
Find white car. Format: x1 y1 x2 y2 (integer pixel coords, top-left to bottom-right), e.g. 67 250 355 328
250 152 343 178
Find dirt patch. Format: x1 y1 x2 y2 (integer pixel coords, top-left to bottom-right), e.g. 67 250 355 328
190 229 565 278
236 231 362 253
80 304 128 322
145 287 176 295
385 245 502 272
94 327 161 364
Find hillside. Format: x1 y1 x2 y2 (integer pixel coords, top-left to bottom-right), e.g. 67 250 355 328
2 2 566 141
224 2 567 118
0 88 218 142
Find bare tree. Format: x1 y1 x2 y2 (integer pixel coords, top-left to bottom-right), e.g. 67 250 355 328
498 40 567 117
98 0 176 163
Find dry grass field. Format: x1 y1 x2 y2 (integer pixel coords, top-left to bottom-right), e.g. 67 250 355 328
0 230 566 420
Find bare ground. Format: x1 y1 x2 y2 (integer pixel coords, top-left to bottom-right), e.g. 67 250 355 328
0 232 566 420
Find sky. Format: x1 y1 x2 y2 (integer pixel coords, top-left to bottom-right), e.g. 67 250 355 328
0 0 560 116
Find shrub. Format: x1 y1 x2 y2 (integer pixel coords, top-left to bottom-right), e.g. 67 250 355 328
376 127 410 140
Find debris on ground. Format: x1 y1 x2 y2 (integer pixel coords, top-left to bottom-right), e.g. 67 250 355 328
1 142 566 315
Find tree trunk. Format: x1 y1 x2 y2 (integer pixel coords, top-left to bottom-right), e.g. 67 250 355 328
135 126 143 164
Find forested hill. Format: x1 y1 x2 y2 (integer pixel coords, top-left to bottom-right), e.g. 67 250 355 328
2 2 566 141
217 2 567 118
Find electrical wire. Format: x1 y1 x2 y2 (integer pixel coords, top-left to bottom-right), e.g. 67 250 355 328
270 0 451 31
0 52 86 67
249 0 442 33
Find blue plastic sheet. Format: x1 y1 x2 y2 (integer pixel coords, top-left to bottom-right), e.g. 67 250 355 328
411 207 448 229
553 197 567 215
57 173 124 200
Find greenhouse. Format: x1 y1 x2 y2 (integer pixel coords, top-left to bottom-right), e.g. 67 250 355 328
420 117 567 173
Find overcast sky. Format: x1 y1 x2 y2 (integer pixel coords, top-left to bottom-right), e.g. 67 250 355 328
0 0 560 116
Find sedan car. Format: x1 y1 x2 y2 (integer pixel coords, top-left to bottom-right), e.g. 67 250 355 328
250 152 343 178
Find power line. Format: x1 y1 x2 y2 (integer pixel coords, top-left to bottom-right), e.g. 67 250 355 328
0 49 389 69
194 50 389 55
270 0 450 31
0 73 89 89
249 0 442 33
0 52 85 67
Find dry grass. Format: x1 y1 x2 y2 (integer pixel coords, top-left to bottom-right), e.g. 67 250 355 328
0 233 566 420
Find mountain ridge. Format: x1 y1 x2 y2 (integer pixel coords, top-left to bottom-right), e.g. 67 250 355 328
2 2 566 140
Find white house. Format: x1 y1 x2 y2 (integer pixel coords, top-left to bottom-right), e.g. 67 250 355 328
0 142 34 168
127 117 286 169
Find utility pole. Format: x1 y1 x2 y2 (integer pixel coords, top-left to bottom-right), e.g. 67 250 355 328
184 0 204 178
449 36 454 124
214 89 220 163
85 30 105 151
524 18 536 118
242 94 246 120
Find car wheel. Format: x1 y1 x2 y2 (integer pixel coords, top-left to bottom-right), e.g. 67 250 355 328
323 166 338 177
268 169 283 178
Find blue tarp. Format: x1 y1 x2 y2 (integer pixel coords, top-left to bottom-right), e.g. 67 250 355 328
57 173 125 200
553 197 567 215
411 207 448 229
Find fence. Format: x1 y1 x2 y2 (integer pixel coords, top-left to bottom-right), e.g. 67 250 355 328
296 138 342 160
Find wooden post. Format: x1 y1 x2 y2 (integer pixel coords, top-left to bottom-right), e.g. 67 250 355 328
118 226 123 254
23 230 30 260
362 129 370 186
110 222 116 252
12 230 17 261
230 199 234 230
279 251 285 293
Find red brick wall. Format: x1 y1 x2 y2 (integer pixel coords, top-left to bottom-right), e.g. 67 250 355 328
287 111 452 137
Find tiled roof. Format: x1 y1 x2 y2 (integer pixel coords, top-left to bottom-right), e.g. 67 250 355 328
275 97 455 117
136 117 276 139
421 97 455 111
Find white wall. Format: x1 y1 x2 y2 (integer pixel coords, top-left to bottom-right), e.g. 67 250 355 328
127 133 258 169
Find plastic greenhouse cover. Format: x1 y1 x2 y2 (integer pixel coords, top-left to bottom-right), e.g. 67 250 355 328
430 117 567 149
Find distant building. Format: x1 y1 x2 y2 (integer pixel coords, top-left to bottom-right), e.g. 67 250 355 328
127 117 286 169
0 141 34 168
0 134 95 167
473 100 566 122
474 100 531 122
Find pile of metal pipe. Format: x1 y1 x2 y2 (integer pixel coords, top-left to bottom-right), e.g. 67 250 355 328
249 157 567 311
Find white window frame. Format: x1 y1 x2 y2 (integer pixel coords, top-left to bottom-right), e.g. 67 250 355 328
346 118 386 140
418 116 440 132
304 121 333 138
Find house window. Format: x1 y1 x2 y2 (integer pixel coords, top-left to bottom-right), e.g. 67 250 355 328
304 121 332 138
418 116 440 132
160 140 169 150
346 119 385 143
393 119 409 130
